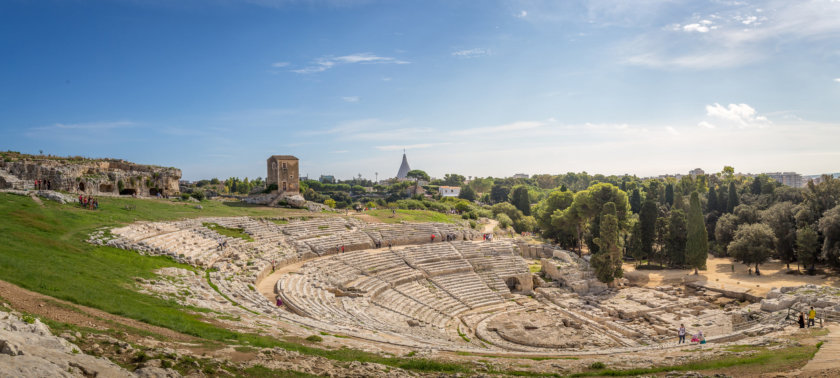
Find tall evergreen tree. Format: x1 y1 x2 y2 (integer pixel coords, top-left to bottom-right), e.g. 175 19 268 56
673 190 685 211
591 202 623 284
707 186 718 213
718 185 728 213
686 192 709 274
665 183 675 207
728 182 739 213
627 221 644 263
666 209 688 267
751 176 762 195
639 200 657 262
630 188 642 214
511 186 531 216
458 185 476 201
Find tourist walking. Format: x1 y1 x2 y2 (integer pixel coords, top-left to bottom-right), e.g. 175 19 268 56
430 234 435 243
798 312 806 328
808 307 816 327
276 297 283 307
678 324 686 344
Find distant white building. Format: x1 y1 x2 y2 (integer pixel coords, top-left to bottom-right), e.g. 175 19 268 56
512 173 529 179
439 186 461 197
689 168 704 177
765 172 803 188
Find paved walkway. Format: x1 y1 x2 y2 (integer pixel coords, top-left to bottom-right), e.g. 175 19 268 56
800 324 840 374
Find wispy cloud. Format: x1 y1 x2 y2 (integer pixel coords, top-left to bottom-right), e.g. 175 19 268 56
834 78 840 83
341 96 360 103
376 143 449 151
705 103 771 128
452 48 491 58
515 10 527 18
450 121 544 136
698 121 716 129
271 61 289 68
290 53 409 74
30 121 135 131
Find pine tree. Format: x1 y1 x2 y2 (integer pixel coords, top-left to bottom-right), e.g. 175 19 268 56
458 185 476 201
727 182 739 213
591 202 623 283
686 192 709 274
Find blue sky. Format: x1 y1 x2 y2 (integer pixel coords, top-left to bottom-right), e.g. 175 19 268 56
2 0 839 181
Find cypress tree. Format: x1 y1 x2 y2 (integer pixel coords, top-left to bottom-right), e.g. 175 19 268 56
639 200 658 262
511 186 531 216
707 186 718 213
718 186 728 213
591 202 623 284
665 183 674 207
727 182 739 213
751 176 762 195
666 209 688 267
630 188 642 214
686 192 709 274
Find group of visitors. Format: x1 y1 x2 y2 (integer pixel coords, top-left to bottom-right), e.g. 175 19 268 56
677 324 705 344
78 195 98 210
216 238 229 250
34 179 52 190
374 240 391 249
797 307 817 328
482 233 494 241
334 245 346 253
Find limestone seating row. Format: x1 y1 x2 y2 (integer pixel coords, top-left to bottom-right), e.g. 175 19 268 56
476 271 511 293
373 288 451 329
431 272 504 309
280 218 355 238
415 259 473 276
373 265 424 286
395 243 462 264
395 280 469 316
338 250 406 274
306 259 364 287
304 231 374 255
345 275 390 297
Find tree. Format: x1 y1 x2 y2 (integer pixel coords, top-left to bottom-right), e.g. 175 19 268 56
796 226 820 274
469 177 494 194
728 223 777 275
458 185 476 201
728 182 739 213
751 176 762 195
570 183 630 254
442 173 466 186
406 169 429 182
673 190 685 211
511 186 531 216
666 209 688 267
686 192 709 274
718 186 728 213
714 213 738 254
489 184 510 204
324 198 336 208
495 213 513 229
638 200 657 263
627 221 644 263
535 190 574 241
734 204 759 225
760 202 797 269
707 186 719 213
630 188 642 214
665 183 674 207
591 202 623 284
818 205 840 267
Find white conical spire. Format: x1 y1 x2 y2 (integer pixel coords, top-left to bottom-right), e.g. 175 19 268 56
396 150 411 179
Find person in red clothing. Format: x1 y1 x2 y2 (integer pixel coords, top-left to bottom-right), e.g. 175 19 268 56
430 234 435 242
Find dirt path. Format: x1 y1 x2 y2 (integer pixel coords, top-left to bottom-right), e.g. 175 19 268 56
256 261 305 301
799 324 840 376
0 279 196 343
624 257 840 297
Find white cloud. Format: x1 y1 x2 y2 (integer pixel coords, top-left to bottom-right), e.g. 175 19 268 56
705 103 771 128
451 48 491 58
290 53 409 74
31 121 135 131
698 121 716 129
683 23 710 33
666 126 680 135
834 78 840 83
516 10 527 18
341 96 360 103
271 61 289 68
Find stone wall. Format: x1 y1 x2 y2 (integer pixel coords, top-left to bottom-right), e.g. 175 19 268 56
0 156 180 196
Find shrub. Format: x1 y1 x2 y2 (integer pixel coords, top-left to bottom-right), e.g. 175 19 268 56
305 335 323 342
21 314 36 324
589 362 605 369
191 190 205 201
469 220 477 229
117 180 124 192
263 183 278 193
495 213 513 229
180 193 190 200
324 199 336 208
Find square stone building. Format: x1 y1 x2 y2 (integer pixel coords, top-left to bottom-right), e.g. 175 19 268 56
266 155 299 193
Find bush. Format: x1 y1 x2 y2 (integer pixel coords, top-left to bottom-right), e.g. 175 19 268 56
263 183 278 193
495 213 513 229
180 193 190 200
324 199 336 208
469 220 477 229
305 335 323 342
589 362 605 369
513 215 537 233
191 190 205 201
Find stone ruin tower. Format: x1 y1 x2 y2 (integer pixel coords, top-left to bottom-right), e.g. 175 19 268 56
266 155 299 194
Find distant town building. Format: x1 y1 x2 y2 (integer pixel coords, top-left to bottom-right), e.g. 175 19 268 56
689 168 704 177
764 172 803 188
319 175 336 184
266 155 299 193
396 151 411 180
439 186 461 197
512 173 529 179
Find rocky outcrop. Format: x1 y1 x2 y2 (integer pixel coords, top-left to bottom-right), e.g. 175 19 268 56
0 153 180 196
0 312 138 377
